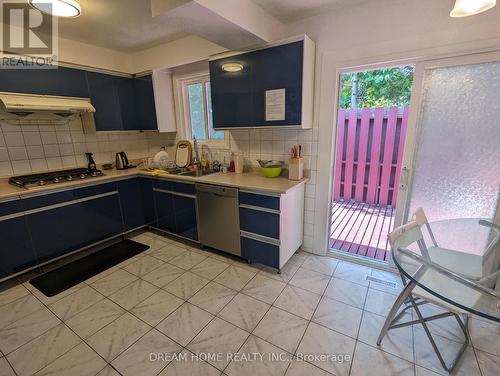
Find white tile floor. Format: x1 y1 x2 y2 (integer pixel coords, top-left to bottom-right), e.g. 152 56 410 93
0 230 499 376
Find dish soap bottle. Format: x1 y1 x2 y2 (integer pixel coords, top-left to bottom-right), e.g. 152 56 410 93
153 146 169 169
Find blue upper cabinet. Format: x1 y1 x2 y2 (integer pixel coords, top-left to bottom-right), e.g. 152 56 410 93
134 75 158 131
116 76 139 131
87 72 158 132
0 66 89 98
0 66 158 132
86 71 124 131
209 35 315 129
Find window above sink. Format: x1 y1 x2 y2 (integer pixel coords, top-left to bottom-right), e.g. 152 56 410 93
173 67 230 150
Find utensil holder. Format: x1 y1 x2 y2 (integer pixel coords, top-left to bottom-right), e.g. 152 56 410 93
288 157 303 180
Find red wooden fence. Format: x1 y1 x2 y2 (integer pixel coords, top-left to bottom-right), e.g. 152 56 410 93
333 106 409 207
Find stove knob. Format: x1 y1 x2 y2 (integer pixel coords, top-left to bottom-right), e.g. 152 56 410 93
53 177 60 183
38 180 45 186
80 174 86 179
67 176 73 181
91 171 97 177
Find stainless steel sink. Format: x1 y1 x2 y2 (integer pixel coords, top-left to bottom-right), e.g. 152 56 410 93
168 168 217 177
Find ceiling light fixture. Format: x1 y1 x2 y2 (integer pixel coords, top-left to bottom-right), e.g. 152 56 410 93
450 0 496 17
221 63 243 72
29 0 82 18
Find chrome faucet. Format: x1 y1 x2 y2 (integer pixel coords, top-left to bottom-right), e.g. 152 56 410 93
193 136 200 169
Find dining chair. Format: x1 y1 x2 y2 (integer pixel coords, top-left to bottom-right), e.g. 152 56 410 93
377 208 470 372
412 208 500 281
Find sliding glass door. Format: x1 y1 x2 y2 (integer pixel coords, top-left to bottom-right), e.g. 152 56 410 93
396 51 500 228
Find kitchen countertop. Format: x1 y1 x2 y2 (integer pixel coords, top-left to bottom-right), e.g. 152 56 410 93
0 168 308 201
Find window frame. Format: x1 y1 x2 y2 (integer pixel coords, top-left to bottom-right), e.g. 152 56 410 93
173 71 229 149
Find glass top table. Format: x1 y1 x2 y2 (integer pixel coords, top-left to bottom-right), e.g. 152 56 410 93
393 218 500 323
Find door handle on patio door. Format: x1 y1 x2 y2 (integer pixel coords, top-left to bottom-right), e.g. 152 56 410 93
399 166 409 191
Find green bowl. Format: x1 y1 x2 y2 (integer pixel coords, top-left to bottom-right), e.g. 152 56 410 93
261 166 282 178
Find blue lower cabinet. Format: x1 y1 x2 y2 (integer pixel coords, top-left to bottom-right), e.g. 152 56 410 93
117 178 149 231
239 207 279 239
24 185 122 264
140 178 156 226
78 191 123 246
241 236 279 269
171 182 196 195
172 195 198 241
0 200 37 279
154 189 176 233
239 192 280 210
25 202 88 264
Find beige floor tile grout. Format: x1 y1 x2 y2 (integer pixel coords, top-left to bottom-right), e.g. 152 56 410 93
1 229 498 376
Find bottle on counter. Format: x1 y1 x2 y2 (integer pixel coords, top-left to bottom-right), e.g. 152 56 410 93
228 153 235 172
221 156 229 173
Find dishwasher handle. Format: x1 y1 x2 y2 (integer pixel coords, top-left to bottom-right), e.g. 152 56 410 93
195 184 238 198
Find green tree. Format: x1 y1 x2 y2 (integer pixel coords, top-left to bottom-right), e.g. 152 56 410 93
339 66 414 109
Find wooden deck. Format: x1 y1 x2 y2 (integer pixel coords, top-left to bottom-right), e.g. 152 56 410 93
329 200 394 261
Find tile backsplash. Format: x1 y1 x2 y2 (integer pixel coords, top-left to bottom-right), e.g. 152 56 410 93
0 117 318 252
0 117 176 177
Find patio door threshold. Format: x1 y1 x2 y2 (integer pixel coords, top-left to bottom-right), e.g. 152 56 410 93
328 248 396 273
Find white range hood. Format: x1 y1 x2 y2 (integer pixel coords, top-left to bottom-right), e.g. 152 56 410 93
0 92 95 116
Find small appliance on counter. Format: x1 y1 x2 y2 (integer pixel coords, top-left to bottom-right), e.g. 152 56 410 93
115 152 136 170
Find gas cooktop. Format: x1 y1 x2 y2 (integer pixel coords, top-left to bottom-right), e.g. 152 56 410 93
9 168 104 188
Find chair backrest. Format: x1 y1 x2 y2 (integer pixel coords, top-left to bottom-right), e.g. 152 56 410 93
388 208 432 259
411 207 438 247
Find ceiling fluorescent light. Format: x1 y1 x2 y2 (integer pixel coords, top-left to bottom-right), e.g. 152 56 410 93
222 63 243 72
450 0 496 17
29 0 82 18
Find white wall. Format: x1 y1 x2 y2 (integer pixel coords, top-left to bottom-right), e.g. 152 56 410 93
132 35 225 73
285 0 500 254
58 36 134 73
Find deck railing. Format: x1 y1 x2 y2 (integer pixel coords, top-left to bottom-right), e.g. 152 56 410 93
333 106 409 206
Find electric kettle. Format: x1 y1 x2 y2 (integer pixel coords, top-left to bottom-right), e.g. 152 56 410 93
115 152 134 170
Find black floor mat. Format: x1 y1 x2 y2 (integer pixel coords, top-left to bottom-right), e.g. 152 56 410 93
30 239 149 297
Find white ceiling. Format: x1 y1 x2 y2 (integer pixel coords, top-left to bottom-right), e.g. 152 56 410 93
52 0 371 51
57 0 186 51
253 0 371 22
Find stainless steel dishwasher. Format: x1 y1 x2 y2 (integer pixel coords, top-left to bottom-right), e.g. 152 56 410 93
195 184 241 256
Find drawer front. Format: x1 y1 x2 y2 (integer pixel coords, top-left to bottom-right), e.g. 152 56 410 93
75 182 117 199
153 179 173 191
21 190 77 211
239 207 279 239
239 192 280 210
21 183 118 211
0 199 24 217
241 236 279 269
152 179 195 195
171 181 195 195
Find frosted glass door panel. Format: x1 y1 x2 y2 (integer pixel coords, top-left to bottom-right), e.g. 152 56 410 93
409 62 500 222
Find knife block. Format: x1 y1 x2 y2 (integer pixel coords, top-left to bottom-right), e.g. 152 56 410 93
288 157 304 180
